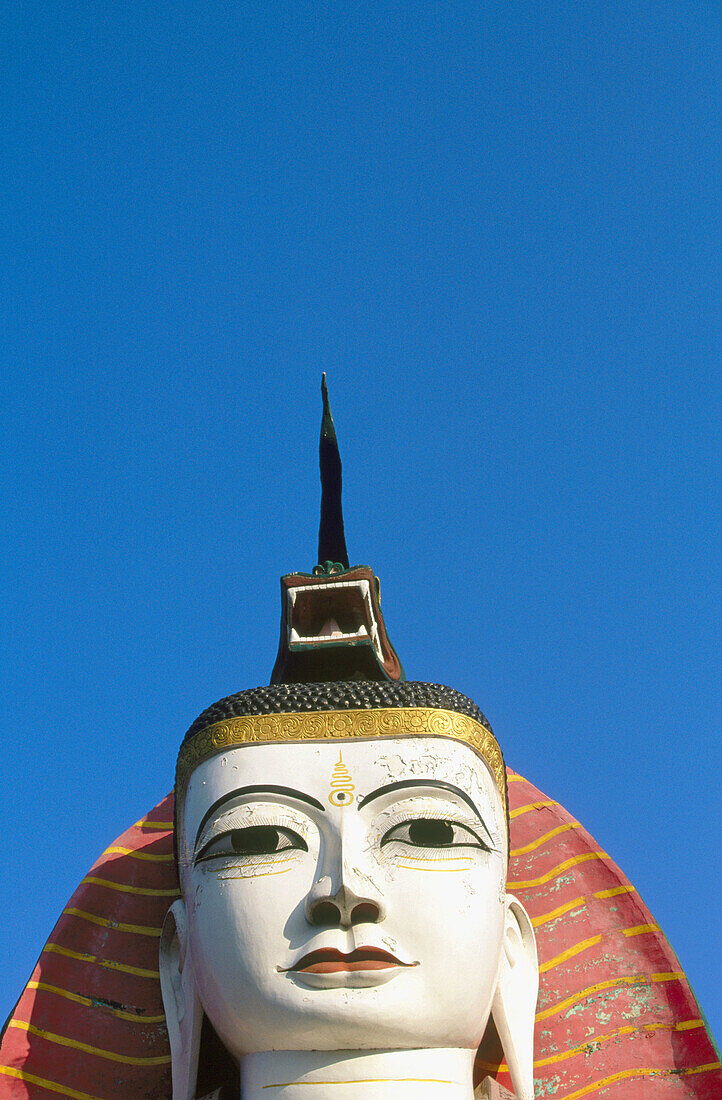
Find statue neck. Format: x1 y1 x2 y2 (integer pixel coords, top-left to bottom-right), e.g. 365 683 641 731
240 1048 476 1100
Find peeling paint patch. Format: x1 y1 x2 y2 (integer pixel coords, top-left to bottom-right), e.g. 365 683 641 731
90 995 129 1012
535 1072 561 1096
547 875 574 893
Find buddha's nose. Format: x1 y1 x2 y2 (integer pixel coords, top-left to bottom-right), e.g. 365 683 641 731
305 876 385 928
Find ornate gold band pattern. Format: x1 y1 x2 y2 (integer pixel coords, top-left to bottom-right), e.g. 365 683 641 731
176 707 507 808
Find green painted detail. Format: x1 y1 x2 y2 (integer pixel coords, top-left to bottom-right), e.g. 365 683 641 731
534 1073 562 1096
90 995 126 1012
564 984 639 1020
312 561 349 576
548 874 574 893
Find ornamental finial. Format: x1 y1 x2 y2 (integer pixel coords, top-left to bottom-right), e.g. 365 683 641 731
269 377 404 684
318 373 349 570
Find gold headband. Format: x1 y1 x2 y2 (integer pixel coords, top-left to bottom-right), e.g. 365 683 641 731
176 706 507 812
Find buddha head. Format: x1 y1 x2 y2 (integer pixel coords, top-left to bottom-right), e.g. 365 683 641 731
161 681 539 1099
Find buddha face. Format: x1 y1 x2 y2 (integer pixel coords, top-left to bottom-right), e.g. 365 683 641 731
175 735 509 1056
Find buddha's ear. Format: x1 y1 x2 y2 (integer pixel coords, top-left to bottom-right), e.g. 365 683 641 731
491 895 538 1100
160 899 204 1100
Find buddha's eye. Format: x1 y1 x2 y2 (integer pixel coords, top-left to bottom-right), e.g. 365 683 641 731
196 825 308 864
380 818 490 851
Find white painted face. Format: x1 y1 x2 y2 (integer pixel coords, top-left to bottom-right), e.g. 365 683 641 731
178 736 508 1056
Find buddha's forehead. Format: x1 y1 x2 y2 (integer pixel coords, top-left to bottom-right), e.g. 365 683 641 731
182 735 504 853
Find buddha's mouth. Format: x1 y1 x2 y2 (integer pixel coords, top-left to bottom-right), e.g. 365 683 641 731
284 948 417 974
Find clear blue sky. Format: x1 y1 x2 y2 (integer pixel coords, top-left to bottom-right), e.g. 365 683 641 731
3 2 720 1040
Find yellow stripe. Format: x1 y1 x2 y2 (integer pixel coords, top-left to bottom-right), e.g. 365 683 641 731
509 851 607 889
531 882 645 928
0 1065 104 1100
539 935 601 973
559 1061 721 1099
399 865 471 872
64 907 161 938
27 980 166 1023
685 1062 722 1076
213 868 293 880
532 896 586 928
477 1019 706 1075
105 845 174 862
561 1066 662 1098
534 1019 704 1070
507 774 525 782
593 884 635 899
262 1079 456 1088
511 822 581 857
509 799 558 820
535 971 683 1022
43 941 160 979
475 1059 506 1074
398 856 474 864
134 819 173 830
82 875 179 897
207 856 295 871
83 871 179 897
623 922 660 937
8 1020 170 1066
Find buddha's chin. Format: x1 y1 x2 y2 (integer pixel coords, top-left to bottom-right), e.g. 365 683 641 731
218 997 487 1057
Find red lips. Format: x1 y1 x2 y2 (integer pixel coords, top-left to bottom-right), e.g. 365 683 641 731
288 948 412 974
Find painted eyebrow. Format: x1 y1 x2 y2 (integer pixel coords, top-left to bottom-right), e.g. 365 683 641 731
193 785 325 850
356 780 494 842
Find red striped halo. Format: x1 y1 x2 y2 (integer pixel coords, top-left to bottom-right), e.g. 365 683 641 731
1 780 720 1099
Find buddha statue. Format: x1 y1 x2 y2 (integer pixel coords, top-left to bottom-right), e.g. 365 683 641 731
2 377 719 1100
162 683 539 1100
